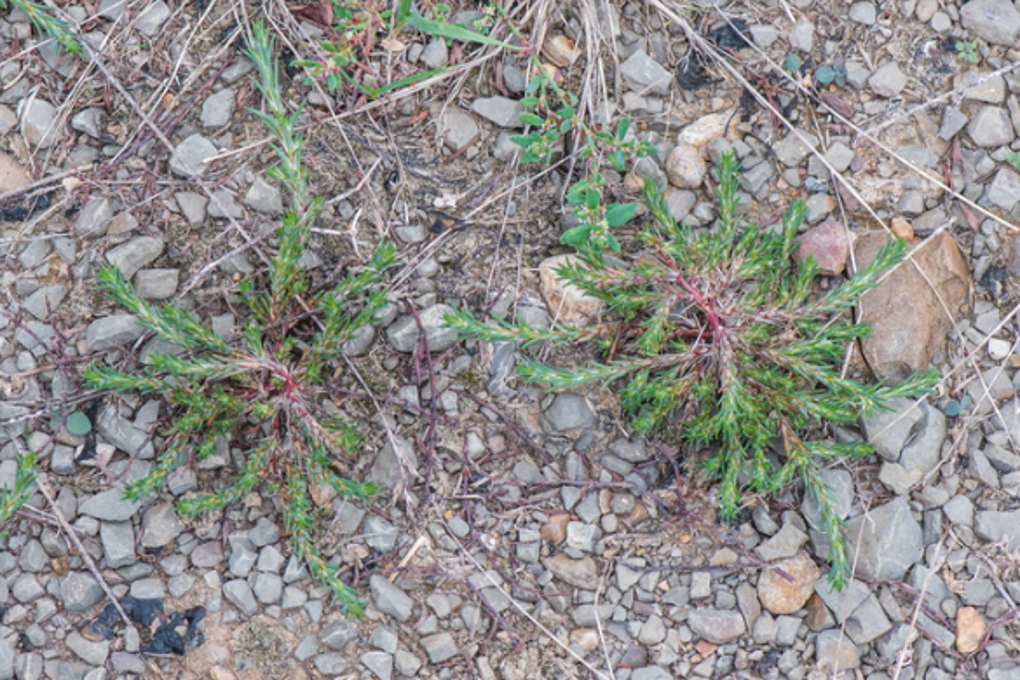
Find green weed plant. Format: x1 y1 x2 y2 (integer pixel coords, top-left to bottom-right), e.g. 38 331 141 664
84 22 397 616
1 0 80 56
447 153 938 588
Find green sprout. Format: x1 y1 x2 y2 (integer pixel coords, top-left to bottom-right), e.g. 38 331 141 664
84 21 399 617
447 153 938 589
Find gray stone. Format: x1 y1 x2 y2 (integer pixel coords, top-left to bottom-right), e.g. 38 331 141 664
986 167 1020 211
170 134 217 177
471 96 523 128
502 64 526 93
223 579 259 616
844 594 892 645
86 314 143 352
79 487 142 522
11 574 44 603
755 522 808 561
361 651 393 680
436 109 478 152
140 502 183 548
421 39 448 69
968 106 1014 147
244 178 283 214
22 285 67 321
70 108 102 138
294 634 319 661
939 106 969 141
130 577 164 599
321 618 358 650
19 97 58 148
363 514 399 552
133 269 179 300
76 197 114 237
394 650 421 676
749 24 778 49
200 88 234 128
100 521 135 568
899 402 946 477
97 405 154 459
974 509 1020 549
105 236 163 280
368 435 418 490
868 62 908 98
862 397 924 461
369 625 398 653
565 522 600 553
386 304 458 352
631 667 670 680
772 129 819 167
544 393 593 431
740 161 774 195
844 497 923 580
637 614 667 644
60 572 104 612
249 517 280 547
253 573 283 604
816 630 860 671
619 50 672 95
175 192 208 226
207 188 243 219
65 632 109 666
958 71 1006 103
687 608 746 643
960 0 1020 45
136 0 170 36
370 575 414 622
788 22 814 52
315 653 348 675
849 2 877 24
419 632 458 664
256 545 284 573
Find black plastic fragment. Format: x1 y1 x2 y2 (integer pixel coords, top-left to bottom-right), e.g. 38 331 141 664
142 607 206 655
78 596 205 655
676 52 720 91
0 189 55 223
707 19 750 51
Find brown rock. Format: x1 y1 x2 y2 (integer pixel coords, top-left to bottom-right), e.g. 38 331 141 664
544 553 599 590
540 512 570 544
678 111 734 149
0 153 30 193
543 35 581 67
796 221 854 275
891 217 914 239
857 231 969 383
539 255 605 325
665 143 707 189
956 606 987 654
757 552 821 615
804 591 832 631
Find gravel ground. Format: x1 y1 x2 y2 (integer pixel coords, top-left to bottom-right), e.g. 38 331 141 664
2 0 1020 679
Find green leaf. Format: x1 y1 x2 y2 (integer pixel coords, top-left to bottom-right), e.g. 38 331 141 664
519 112 545 127
606 202 639 227
407 13 518 49
561 224 592 246
944 400 962 417
557 105 575 120
609 150 626 172
782 54 803 73
520 96 539 107
606 233 621 253
559 119 573 135
585 189 600 210
815 66 836 84
616 118 631 141
66 412 92 436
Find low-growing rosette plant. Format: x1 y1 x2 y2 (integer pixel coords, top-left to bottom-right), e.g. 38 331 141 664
83 22 397 616
446 152 938 588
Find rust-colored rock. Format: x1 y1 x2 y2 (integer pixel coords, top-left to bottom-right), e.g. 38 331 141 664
891 217 914 240
956 606 987 654
539 255 605 325
0 153 30 193
543 34 581 67
857 230 969 383
757 552 821 615
540 512 570 544
796 221 854 275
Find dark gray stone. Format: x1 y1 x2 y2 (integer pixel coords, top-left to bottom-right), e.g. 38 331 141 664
140 502 184 548
86 314 143 352
243 177 283 215
370 574 414 622
99 521 135 568
419 632 458 664
78 486 141 522
105 236 163 279
686 608 746 643
961 0 1020 45
321 618 358 650
386 304 458 352
200 88 234 128
471 96 524 128
223 579 258 616
544 393 594 431
974 509 1020 549
844 497 923 580
170 134 217 177
60 572 104 612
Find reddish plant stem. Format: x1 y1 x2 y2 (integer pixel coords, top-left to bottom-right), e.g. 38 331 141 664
676 272 723 334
